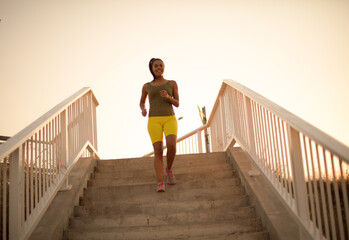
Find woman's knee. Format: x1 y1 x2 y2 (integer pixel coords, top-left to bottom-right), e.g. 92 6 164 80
166 135 177 151
153 141 163 156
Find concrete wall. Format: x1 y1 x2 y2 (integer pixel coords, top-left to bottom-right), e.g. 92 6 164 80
29 157 97 240
226 145 312 240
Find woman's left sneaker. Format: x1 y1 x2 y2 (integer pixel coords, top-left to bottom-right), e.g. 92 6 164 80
157 182 165 192
165 168 176 185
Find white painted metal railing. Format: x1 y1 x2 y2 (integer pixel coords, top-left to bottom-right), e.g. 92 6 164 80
210 79 349 240
145 79 349 240
0 87 99 240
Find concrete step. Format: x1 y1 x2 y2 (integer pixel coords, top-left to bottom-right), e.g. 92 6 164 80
156 231 270 240
166 231 269 240
95 161 231 175
97 153 228 171
99 152 227 166
93 165 236 182
65 221 264 240
81 183 245 206
89 172 240 187
75 197 251 217
70 206 258 229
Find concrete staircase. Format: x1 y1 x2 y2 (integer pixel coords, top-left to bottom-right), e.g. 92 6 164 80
64 152 269 240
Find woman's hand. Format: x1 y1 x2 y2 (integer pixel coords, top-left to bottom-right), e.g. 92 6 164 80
141 109 147 117
160 90 170 99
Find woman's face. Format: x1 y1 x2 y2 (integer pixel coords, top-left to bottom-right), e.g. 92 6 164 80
152 60 164 78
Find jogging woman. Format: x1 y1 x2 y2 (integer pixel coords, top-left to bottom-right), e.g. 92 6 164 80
139 58 179 192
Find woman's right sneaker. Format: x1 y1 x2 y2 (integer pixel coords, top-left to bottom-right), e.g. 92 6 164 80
165 168 176 185
157 182 165 192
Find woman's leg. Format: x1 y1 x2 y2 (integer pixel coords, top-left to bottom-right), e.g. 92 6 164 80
148 117 165 183
165 134 177 169
153 141 164 183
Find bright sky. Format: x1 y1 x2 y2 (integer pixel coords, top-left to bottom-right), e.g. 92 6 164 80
1 0 348 159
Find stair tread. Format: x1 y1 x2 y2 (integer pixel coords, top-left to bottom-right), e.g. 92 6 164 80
99 152 226 165
82 184 245 205
66 220 263 240
89 175 240 188
70 208 259 229
93 168 236 183
97 159 229 171
75 196 250 217
66 231 269 240
96 164 232 175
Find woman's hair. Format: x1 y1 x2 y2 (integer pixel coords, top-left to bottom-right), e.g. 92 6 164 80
149 58 163 80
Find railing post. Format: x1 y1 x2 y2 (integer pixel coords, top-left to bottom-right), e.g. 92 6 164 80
231 89 241 144
9 147 23 240
244 96 259 176
91 93 98 151
197 130 203 153
219 97 227 150
60 109 72 191
288 126 310 229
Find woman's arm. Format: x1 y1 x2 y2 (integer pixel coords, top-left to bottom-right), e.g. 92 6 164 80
160 80 179 107
140 83 148 117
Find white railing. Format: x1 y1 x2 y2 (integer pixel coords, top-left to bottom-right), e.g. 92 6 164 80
0 87 99 240
145 79 349 240
210 79 349 240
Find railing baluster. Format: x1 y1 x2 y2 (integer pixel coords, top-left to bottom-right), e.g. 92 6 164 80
44 125 47 194
2 156 8 240
330 154 345 240
255 103 265 169
9 147 23 240
339 160 349 240
30 136 34 214
49 121 53 187
275 116 286 198
262 108 272 177
252 101 262 167
53 117 58 181
21 143 25 228
244 96 255 157
323 149 337 240
310 139 323 238
197 130 203 153
302 135 317 235
38 130 42 201
281 121 293 203
34 132 38 207
26 141 29 221
288 126 310 226
260 106 271 172
316 144 331 239
270 113 279 183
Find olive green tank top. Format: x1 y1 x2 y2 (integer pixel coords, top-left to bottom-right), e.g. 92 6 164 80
147 81 175 117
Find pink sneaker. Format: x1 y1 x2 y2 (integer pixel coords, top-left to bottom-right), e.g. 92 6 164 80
165 168 176 185
157 182 165 192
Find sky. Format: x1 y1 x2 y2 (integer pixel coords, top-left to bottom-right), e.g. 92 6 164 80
0 0 348 159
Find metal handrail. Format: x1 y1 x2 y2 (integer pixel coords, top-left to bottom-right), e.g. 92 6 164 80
0 136 10 145
0 87 99 240
210 80 348 240
219 79 349 162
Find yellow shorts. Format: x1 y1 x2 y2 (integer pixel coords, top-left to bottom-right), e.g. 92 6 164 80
148 115 178 144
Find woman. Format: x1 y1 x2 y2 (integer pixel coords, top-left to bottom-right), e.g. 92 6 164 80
139 58 180 192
